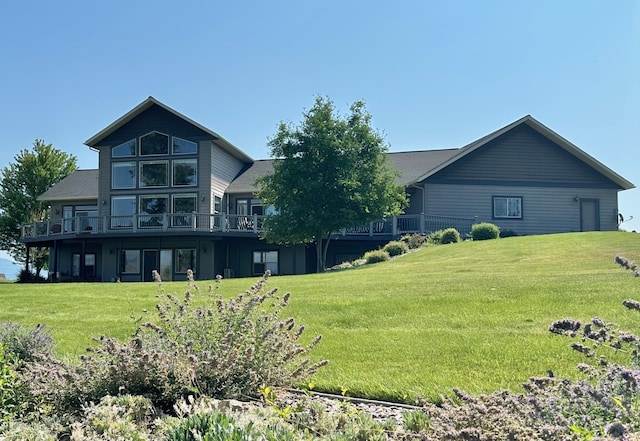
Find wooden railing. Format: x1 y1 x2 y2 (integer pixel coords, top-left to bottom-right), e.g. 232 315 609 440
22 213 477 240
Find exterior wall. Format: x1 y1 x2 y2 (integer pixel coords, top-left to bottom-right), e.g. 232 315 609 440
222 238 306 278
211 143 246 208
424 183 619 235
432 124 619 189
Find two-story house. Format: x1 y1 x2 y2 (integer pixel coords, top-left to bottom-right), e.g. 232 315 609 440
21 97 634 282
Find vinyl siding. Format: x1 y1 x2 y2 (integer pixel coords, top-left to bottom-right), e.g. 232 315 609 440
211 143 246 202
431 124 620 189
424 183 619 235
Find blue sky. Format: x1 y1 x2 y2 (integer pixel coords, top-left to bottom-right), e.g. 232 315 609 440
1 0 638 264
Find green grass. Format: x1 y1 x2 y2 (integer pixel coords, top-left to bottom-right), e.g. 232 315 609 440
1 232 639 403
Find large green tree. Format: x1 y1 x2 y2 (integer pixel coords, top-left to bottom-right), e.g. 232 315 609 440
257 96 407 272
0 140 77 276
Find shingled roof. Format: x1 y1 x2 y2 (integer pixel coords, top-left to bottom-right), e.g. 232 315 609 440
37 169 98 202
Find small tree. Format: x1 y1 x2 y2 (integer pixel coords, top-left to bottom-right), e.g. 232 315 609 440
0 140 77 275
257 97 407 272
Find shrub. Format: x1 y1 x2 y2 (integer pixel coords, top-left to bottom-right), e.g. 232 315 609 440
471 222 500 241
400 234 426 249
27 273 328 414
383 241 409 257
0 345 20 422
363 250 390 264
16 269 47 283
499 229 518 238
0 322 55 363
440 228 461 244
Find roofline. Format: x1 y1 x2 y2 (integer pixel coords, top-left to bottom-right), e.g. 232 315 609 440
412 115 635 190
84 97 254 163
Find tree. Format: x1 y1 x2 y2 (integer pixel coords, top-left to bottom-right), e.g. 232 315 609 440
0 140 77 276
257 96 407 272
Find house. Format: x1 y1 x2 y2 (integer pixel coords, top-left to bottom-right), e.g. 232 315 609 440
21 97 634 282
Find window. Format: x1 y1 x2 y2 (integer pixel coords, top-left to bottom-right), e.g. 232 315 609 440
175 249 196 273
493 196 523 219
160 250 172 281
172 159 197 186
121 250 140 274
112 162 136 189
236 199 249 215
111 196 136 228
214 195 222 229
172 194 197 227
140 161 168 187
140 131 169 156
112 139 136 157
72 253 80 277
253 251 278 275
139 195 168 228
173 137 198 154
75 205 98 231
85 254 96 278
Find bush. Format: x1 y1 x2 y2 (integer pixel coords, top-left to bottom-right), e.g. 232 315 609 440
0 322 55 363
0 345 20 422
16 269 47 283
471 222 500 241
383 241 409 257
440 228 461 244
499 229 518 238
26 273 328 414
363 249 391 264
400 234 426 249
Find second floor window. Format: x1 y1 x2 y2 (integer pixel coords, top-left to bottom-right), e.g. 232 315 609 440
140 161 168 187
112 162 136 189
140 132 169 156
172 159 197 186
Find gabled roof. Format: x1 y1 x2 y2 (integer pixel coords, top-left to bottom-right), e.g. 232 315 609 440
84 96 253 163
412 115 635 190
37 169 98 202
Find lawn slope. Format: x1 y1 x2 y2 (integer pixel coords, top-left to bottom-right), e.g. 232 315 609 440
1 231 639 402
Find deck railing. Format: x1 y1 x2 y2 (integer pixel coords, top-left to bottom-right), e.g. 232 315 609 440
21 213 477 240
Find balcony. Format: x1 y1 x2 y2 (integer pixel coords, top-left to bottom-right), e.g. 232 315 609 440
21 213 477 241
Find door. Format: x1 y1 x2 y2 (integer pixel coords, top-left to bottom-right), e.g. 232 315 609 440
143 250 158 282
580 199 600 231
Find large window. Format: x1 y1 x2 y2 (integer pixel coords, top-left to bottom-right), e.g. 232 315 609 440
140 131 169 156
173 137 198 154
111 196 136 228
140 161 168 187
253 251 278 275
175 249 196 273
172 159 197 186
139 195 168 228
121 250 141 274
172 194 197 227
493 196 523 219
112 162 136 189
112 139 136 157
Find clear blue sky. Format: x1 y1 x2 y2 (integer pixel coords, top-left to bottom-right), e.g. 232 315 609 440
1 0 638 257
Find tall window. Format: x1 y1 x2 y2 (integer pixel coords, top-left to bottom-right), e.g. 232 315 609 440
172 159 197 186
121 250 140 274
493 196 523 219
253 251 278 275
172 194 197 227
175 249 196 273
112 139 136 157
139 195 168 228
173 137 198 154
140 132 169 156
140 161 168 187
112 162 136 189
111 196 136 228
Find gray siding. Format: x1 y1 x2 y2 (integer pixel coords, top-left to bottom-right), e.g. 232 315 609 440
431 124 619 189
211 143 246 204
424 183 619 235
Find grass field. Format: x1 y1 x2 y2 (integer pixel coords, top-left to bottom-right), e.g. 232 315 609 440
1 231 639 403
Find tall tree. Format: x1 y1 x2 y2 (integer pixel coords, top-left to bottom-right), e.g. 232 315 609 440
0 140 77 275
257 96 407 272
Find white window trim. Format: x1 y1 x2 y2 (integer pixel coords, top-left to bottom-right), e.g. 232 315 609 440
172 158 198 187
139 160 169 188
493 196 523 219
112 162 137 189
139 131 170 156
172 136 198 155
